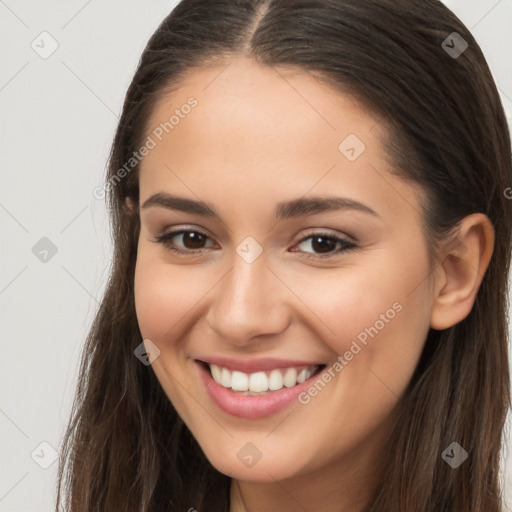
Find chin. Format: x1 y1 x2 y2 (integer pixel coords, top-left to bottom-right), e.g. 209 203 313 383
196 437 312 483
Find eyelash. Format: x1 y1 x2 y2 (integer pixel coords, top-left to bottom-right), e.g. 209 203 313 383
152 228 357 260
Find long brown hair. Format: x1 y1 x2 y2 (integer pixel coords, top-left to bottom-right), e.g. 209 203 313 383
56 1 512 510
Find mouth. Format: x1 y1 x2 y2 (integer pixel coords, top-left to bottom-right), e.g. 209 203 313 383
195 359 328 419
199 361 326 396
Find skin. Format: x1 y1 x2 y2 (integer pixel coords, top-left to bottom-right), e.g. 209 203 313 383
128 58 494 511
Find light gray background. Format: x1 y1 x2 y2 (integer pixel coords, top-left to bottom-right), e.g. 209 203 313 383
0 1 511 510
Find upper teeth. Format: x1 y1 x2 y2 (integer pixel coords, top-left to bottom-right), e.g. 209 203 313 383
209 364 319 394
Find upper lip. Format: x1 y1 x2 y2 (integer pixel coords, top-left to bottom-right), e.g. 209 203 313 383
195 356 325 374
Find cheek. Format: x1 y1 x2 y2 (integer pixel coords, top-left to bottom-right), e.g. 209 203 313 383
292 248 432 386
286 256 431 461
133 251 211 341
134 244 223 349
133 253 206 421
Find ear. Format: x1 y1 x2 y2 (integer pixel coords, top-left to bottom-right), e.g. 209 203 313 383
430 213 495 330
124 196 137 215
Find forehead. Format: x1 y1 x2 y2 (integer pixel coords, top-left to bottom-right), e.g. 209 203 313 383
139 57 424 225
145 57 378 153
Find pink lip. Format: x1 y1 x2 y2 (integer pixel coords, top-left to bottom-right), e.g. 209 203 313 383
195 360 325 419
195 356 324 373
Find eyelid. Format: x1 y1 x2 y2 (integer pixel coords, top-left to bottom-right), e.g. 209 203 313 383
294 227 357 245
155 225 215 241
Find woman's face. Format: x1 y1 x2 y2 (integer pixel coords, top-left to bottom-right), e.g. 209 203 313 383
133 58 434 485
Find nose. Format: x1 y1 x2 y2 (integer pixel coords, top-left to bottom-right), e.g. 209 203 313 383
205 252 291 346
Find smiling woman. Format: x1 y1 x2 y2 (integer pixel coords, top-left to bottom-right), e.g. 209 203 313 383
56 1 512 512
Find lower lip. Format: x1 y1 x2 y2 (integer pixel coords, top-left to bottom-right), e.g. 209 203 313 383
196 361 324 419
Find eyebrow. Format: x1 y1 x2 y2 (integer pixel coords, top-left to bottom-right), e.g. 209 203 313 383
141 192 380 220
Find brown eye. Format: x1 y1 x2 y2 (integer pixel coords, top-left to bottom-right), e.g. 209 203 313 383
292 233 357 259
180 231 207 249
310 235 337 253
153 229 215 254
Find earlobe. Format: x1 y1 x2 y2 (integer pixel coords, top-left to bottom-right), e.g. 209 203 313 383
430 213 495 330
